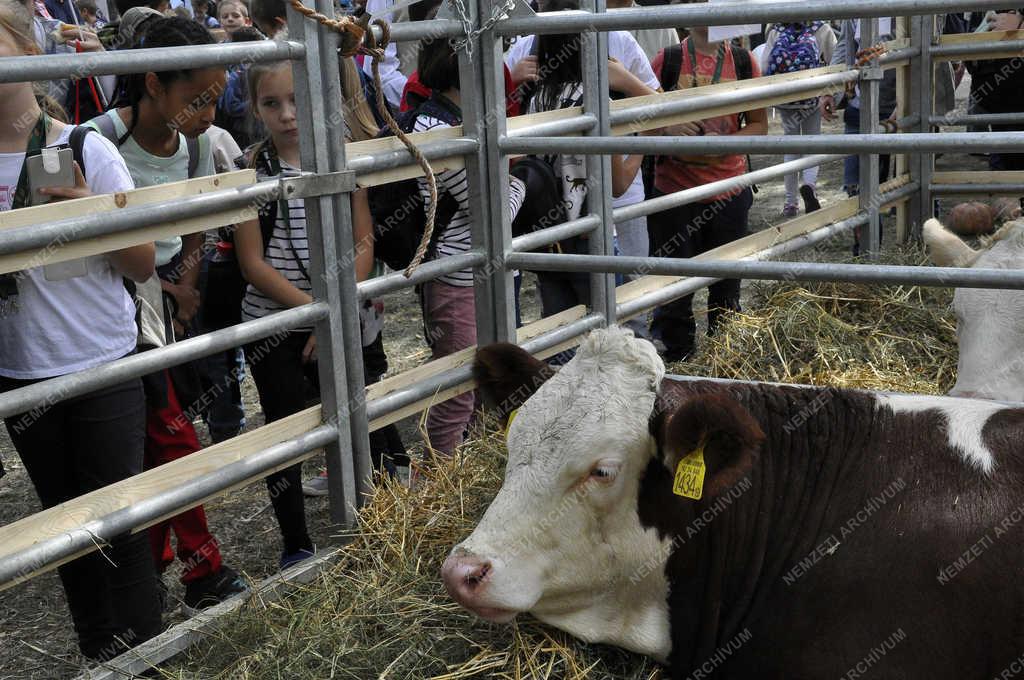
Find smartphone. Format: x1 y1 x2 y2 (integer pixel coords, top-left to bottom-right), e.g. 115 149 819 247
26 146 75 207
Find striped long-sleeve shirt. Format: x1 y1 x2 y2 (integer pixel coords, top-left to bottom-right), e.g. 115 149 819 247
415 114 526 287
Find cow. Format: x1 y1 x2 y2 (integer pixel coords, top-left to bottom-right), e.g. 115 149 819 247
441 326 1024 679
923 218 1024 402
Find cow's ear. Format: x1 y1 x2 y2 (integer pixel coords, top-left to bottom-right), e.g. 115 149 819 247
473 343 556 421
653 392 765 500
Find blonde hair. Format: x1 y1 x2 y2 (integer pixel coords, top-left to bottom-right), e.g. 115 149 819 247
0 0 68 121
339 56 378 143
218 0 249 17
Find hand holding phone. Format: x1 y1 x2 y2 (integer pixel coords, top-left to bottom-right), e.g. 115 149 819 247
28 150 91 206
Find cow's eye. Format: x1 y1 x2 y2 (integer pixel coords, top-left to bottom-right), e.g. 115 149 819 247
589 462 620 483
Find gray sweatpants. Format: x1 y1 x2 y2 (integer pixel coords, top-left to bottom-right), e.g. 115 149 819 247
780 106 822 207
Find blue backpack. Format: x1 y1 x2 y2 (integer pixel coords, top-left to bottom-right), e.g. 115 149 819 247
766 22 824 76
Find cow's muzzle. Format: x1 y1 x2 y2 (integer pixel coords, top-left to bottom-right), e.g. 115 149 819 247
441 550 518 623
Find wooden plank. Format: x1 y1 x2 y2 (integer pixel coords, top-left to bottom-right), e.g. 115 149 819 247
0 170 257 275
349 126 468 188
0 405 322 590
934 30 1024 62
933 170 1024 184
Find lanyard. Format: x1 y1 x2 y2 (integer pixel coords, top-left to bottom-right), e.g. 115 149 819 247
686 39 726 88
1 113 50 314
264 142 310 283
12 113 50 211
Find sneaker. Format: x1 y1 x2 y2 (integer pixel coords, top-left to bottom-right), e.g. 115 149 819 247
280 547 316 570
800 185 821 213
302 470 329 496
183 564 248 610
782 204 799 218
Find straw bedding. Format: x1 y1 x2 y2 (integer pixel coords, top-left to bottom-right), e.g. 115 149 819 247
162 247 957 680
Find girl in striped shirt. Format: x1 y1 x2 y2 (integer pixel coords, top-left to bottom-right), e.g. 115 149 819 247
234 56 375 568
415 36 527 456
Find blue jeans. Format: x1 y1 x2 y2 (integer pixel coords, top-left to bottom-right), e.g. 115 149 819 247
197 252 246 442
843 105 891 196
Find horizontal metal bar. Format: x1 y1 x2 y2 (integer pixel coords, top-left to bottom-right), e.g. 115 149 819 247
496 0 1011 35
0 303 328 421
613 154 840 224
930 112 1024 127
507 253 1024 290
519 313 606 355
364 312 606 423
507 114 599 139
930 183 1024 194
0 182 277 257
368 17 464 43
0 425 337 589
608 70 859 130
356 252 487 300
0 41 305 84
930 38 1024 58
614 182 921 319
502 132 1024 156
346 138 479 175
510 216 601 253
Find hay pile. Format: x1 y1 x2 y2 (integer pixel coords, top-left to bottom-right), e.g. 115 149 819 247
162 429 662 680
673 247 959 394
162 247 957 679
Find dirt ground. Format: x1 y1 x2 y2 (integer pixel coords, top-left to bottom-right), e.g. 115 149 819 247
0 81 993 678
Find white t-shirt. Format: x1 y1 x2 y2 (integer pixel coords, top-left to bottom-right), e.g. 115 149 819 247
0 124 138 379
506 31 658 208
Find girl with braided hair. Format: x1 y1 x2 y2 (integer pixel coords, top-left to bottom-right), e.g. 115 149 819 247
85 16 248 609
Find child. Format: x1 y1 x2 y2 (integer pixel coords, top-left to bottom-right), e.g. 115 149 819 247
234 56 375 566
190 0 218 27
75 0 105 28
648 11 767 363
216 0 248 36
761 20 836 216
86 16 246 609
412 35 527 455
0 0 160 658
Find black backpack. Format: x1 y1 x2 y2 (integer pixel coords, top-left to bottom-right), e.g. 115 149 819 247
510 155 566 240
367 93 462 272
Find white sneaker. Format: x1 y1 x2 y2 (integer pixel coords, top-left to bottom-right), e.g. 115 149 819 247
302 470 329 496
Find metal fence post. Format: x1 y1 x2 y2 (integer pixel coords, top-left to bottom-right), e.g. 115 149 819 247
581 0 616 326
462 1 516 347
908 14 934 236
287 0 368 526
859 16 882 257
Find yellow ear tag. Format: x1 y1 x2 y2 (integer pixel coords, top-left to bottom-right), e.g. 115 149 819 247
505 409 519 438
672 439 707 500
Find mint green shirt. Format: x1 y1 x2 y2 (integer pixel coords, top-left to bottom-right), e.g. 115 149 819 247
87 110 214 267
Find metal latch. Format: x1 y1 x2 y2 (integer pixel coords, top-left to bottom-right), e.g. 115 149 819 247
279 171 358 200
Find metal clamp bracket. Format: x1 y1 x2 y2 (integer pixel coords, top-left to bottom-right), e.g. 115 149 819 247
280 171 358 200
860 67 884 81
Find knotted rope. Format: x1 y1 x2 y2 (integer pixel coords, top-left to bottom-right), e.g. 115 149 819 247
287 1 441 278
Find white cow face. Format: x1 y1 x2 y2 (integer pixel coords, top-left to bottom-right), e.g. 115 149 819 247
923 219 1024 401
442 327 674 660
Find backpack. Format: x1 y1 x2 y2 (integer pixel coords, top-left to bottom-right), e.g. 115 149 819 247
367 93 462 272
510 155 565 240
765 22 824 76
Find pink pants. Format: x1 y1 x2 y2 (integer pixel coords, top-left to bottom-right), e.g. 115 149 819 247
422 280 477 455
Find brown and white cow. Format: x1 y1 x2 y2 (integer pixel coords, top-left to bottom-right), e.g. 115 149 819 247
441 326 1024 679
923 218 1024 402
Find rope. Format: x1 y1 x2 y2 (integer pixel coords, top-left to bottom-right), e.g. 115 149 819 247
855 44 888 67
287 0 365 56
286 3 440 278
